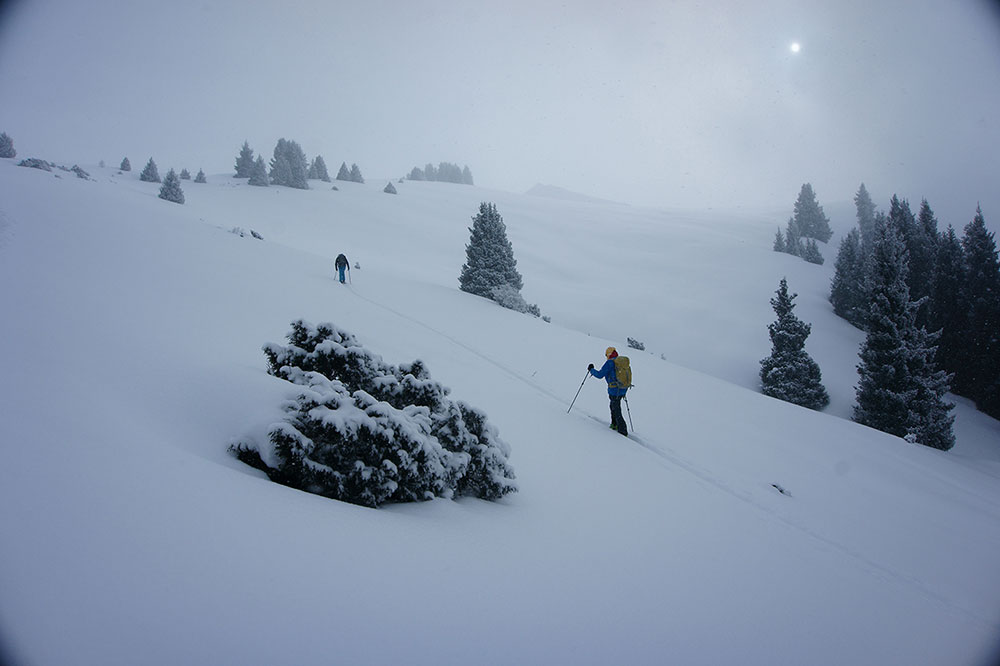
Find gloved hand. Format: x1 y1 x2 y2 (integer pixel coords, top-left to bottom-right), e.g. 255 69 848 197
588 363 594 371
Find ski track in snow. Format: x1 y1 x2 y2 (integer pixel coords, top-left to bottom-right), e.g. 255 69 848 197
349 282 998 632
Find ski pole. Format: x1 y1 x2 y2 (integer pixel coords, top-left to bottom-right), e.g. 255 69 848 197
623 395 634 432
567 370 590 413
348 266 352 284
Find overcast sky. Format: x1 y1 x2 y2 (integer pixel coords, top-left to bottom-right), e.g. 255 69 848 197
1 0 998 226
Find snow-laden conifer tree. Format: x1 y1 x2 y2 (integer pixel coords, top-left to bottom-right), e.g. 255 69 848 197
855 183 877 254
407 166 425 181
234 141 255 178
308 155 331 182
958 206 1000 416
793 183 833 243
830 228 866 328
759 277 829 409
269 139 309 189
383 181 397 194
462 165 474 185
772 228 786 253
194 169 207 183
119 157 131 172
802 239 824 265
349 163 364 183
139 158 160 183
179 168 191 180
459 202 523 300
0 132 15 158
336 161 351 181
929 226 966 380
232 320 517 507
248 156 269 186
158 169 185 204
854 222 955 447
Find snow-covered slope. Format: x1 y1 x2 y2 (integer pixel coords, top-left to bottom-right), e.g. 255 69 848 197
1 160 998 666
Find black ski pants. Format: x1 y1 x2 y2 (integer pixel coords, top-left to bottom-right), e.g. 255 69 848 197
609 394 627 436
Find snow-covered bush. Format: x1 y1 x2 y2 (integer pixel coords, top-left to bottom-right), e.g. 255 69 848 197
0 132 15 158
17 158 53 171
232 320 517 507
490 283 541 317
627 337 645 351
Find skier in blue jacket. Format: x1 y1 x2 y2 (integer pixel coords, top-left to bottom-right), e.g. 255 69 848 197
589 346 628 436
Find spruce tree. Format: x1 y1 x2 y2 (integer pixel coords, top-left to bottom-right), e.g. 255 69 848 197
139 158 160 183
802 239 824 265
269 139 309 189
773 228 786 253
248 155 269 186
855 183 877 254
120 157 131 172
459 202 523 299
234 141 255 178
158 169 185 204
408 166 425 181
350 163 364 183
784 216 801 256
760 278 829 409
830 228 866 327
0 132 15 158
462 165 474 185
194 169 207 183
336 161 351 181
309 155 331 182
793 183 833 243
854 222 955 447
959 206 1000 416
929 226 966 376
854 222 915 437
179 168 191 180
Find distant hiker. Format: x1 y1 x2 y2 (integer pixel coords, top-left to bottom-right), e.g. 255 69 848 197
335 253 350 284
589 346 630 436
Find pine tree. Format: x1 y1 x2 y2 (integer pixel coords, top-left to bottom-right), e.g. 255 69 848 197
269 139 309 189
855 183 878 254
773 228 786 253
802 239 824 265
929 226 966 377
179 168 191 180
760 278 829 409
139 158 160 183
854 222 955 447
793 183 833 243
158 169 185 204
350 163 364 183
120 157 131 172
459 202 523 299
234 141 255 178
830 228 866 327
309 155 331 182
959 206 1000 416
854 222 916 437
336 161 351 181
0 132 15 158
784 216 801 256
248 155 269 186
194 169 207 183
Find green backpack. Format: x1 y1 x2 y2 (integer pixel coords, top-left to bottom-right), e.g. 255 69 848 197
612 356 632 389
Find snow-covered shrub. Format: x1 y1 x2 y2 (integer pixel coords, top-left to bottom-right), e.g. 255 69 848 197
71 165 91 180
627 337 645 351
0 132 16 158
490 284 541 317
17 158 52 171
233 320 517 507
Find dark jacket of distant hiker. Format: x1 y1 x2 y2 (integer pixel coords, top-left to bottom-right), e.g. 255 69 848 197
335 254 349 283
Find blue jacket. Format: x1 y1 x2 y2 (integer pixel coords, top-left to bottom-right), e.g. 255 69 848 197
590 358 628 397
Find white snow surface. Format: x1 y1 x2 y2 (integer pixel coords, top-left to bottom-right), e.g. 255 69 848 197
1 161 999 666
